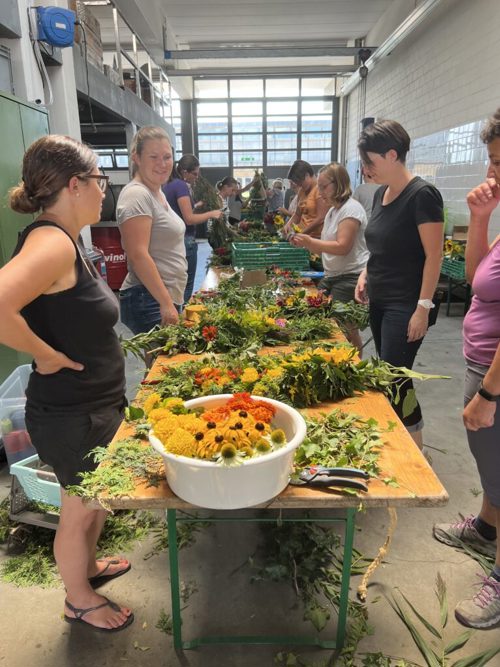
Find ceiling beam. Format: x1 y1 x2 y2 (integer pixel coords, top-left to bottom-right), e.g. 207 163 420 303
165 65 355 77
165 46 377 60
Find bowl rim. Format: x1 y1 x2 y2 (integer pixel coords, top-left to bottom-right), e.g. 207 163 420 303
149 394 307 469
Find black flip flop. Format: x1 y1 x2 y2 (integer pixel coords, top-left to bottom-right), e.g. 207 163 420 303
64 597 134 632
89 559 132 588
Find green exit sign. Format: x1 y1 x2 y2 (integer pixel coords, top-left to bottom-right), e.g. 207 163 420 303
240 156 255 162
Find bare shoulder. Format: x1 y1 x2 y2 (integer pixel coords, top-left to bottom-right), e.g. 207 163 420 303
20 225 76 266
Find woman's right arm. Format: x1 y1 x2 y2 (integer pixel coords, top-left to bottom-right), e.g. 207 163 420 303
177 195 222 226
120 216 179 325
0 228 85 374
465 177 500 283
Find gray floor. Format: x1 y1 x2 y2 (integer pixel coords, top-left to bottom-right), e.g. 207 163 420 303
1 249 499 665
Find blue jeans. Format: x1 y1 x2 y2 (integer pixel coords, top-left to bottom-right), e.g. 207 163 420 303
369 301 424 431
184 236 198 304
120 284 181 335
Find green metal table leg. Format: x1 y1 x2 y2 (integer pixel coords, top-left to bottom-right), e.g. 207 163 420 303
166 509 182 650
336 507 357 650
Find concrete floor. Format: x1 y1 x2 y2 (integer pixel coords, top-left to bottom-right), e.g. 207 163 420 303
1 245 499 666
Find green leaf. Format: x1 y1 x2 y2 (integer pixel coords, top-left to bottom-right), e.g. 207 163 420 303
304 605 329 632
125 405 145 421
435 572 448 629
444 629 474 655
451 646 500 667
396 590 442 639
401 390 418 419
388 594 442 667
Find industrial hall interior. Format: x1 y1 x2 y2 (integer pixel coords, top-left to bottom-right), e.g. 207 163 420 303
0 1 500 667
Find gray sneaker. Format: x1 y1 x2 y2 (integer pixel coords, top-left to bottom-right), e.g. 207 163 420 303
433 515 497 558
455 574 500 629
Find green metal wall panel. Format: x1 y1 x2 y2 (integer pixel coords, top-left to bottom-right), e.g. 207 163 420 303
0 93 49 382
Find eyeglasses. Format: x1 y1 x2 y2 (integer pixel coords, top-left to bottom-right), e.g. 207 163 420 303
80 174 109 192
317 180 334 191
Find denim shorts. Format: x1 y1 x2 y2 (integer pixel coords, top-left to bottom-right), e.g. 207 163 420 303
120 284 181 335
25 400 125 488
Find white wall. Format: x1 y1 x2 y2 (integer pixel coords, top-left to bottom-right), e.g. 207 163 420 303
343 0 500 235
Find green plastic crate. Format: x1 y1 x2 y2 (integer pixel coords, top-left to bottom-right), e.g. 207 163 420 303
441 256 465 280
231 242 310 270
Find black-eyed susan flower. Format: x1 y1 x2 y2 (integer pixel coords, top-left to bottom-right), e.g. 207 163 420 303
270 429 286 446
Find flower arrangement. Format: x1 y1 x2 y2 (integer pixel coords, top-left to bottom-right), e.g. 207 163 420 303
139 343 446 410
148 393 288 466
443 238 465 259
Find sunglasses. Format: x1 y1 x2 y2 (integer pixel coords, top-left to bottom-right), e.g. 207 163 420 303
80 174 109 192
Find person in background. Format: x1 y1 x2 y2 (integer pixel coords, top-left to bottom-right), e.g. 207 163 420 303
352 166 380 220
433 109 500 630
266 179 285 214
279 181 299 221
117 126 187 334
355 119 443 451
0 135 133 632
290 162 368 352
228 182 244 225
163 154 222 304
217 176 255 213
284 160 329 238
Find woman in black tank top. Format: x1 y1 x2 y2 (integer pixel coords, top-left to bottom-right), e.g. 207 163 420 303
0 136 133 633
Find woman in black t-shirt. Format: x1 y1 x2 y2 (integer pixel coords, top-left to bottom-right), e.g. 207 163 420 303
354 120 444 450
0 136 133 633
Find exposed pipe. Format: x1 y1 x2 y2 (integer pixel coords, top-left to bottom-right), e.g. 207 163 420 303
340 0 444 97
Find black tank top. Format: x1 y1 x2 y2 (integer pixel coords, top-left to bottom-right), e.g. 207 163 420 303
13 221 125 411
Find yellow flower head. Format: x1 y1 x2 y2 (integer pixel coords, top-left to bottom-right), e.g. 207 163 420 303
143 392 162 416
240 367 259 384
163 397 185 409
163 428 198 457
265 317 277 327
149 408 177 425
152 413 181 441
265 368 284 379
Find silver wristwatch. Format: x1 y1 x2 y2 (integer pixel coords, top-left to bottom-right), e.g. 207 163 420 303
417 299 435 309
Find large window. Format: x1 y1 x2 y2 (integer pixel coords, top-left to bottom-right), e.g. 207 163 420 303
194 78 337 169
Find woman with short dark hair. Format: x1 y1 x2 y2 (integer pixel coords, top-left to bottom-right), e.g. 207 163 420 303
355 119 444 450
284 160 329 238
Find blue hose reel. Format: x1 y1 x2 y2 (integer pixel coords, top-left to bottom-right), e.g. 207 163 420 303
36 6 76 48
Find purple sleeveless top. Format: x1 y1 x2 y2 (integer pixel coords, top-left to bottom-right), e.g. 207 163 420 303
463 241 500 366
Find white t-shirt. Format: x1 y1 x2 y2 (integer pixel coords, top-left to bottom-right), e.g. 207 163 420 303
321 198 369 277
117 181 188 305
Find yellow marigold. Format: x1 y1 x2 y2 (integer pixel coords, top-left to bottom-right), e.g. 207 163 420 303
216 375 233 386
265 368 283 379
151 414 180 441
265 317 276 327
163 428 198 457
252 381 268 396
148 407 177 425
177 414 206 435
143 392 161 416
240 367 259 384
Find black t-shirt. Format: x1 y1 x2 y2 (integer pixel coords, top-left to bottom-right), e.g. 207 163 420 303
13 221 126 412
365 176 443 304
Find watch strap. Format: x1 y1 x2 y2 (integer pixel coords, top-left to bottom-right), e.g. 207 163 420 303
477 380 500 401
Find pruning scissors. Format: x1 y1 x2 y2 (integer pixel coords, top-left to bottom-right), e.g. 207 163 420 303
289 466 370 492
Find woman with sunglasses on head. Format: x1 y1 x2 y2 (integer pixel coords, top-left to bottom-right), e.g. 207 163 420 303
355 119 444 451
117 126 187 334
0 135 133 632
290 162 369 352
163 154 222 304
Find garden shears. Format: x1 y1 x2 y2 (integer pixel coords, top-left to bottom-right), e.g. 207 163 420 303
290 465 370 492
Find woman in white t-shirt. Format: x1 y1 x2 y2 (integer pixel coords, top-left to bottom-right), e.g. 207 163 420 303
117 126 187 334
290 162 369 351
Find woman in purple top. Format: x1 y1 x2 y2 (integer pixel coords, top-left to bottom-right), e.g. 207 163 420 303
163 154 222 303
433 109 500 629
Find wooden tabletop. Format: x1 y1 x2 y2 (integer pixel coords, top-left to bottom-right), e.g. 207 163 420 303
96 350 449 511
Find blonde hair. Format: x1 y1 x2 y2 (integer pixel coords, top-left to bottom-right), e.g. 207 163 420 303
318 162 352 207
130 126 171 176
9 134 96 214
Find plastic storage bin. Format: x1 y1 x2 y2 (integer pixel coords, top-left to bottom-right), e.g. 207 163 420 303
231 242 310 270
10 454 61 507
0 364 36 468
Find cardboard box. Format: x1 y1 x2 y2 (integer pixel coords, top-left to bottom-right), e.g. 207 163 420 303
452 225 468 241
240 270 267 288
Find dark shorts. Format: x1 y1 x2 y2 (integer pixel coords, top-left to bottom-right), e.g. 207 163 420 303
464 361 500 507
318 273 360 304
25 400 125 488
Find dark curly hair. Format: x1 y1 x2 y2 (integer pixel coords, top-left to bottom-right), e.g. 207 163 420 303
480 108 500 144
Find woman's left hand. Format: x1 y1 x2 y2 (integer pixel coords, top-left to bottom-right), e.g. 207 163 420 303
407 308 429 342
463 393 496 431
290 233 312 249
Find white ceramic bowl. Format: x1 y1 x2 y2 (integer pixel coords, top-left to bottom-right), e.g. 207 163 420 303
149 394 307 510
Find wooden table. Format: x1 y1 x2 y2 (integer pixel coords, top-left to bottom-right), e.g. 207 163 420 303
97 348 448 652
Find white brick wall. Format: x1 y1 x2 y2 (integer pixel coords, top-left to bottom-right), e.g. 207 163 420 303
344 0 500 236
